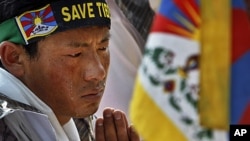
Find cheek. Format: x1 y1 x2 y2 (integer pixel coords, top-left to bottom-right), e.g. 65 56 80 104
25 58 78 116
41 58 78 99
101 51 110 71
43 61 81 115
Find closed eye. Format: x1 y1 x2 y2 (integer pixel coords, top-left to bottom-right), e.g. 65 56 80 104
98 46 108 51
68 53 81 57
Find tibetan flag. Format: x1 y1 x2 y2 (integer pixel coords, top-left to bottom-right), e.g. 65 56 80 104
129 0 228 140
199 0 250 129
230 0 250 125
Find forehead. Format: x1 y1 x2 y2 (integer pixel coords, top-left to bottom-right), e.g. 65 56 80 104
36 26 110 50
46 26 110 40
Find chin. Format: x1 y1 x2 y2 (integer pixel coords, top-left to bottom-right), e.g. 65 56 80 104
88 105 99 115
74 104 100 118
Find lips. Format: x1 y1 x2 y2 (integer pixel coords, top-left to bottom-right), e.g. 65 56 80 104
80 89 104 100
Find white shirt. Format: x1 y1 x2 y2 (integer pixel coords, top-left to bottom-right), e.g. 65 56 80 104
0 68 80 141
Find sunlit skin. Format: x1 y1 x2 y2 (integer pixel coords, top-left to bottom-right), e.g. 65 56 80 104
20 26 110 125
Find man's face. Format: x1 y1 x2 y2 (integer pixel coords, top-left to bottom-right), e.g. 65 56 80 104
22 26 110 124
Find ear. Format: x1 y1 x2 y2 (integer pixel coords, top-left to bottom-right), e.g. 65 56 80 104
0 41 25 77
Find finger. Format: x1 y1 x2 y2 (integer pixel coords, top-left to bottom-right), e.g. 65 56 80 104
129 125 140 141
95 118 105 141
103 108 117 141
113 110 129 141
121 111 129 129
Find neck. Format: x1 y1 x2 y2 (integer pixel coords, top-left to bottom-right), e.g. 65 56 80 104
57 115 71 125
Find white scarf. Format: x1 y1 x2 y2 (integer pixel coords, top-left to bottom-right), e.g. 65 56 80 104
0 68 80 141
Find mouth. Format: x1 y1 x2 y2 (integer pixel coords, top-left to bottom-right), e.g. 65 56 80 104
80 81 106 101
81 90 104 101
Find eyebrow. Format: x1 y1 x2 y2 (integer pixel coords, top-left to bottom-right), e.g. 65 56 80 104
67 32 111 48
101 33 111 43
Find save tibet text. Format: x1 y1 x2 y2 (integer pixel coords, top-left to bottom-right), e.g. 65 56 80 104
61 2 110 22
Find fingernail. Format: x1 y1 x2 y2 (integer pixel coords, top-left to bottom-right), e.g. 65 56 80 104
114 112 121 120
97 122 103 126
97 119 103 126
104 110 112 117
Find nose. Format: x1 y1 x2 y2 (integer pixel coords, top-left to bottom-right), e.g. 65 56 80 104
83 54 107 82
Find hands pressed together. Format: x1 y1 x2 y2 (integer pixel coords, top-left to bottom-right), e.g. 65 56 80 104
95 108 140 141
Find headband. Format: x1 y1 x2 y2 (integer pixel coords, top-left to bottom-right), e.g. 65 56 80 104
0 0 111 45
